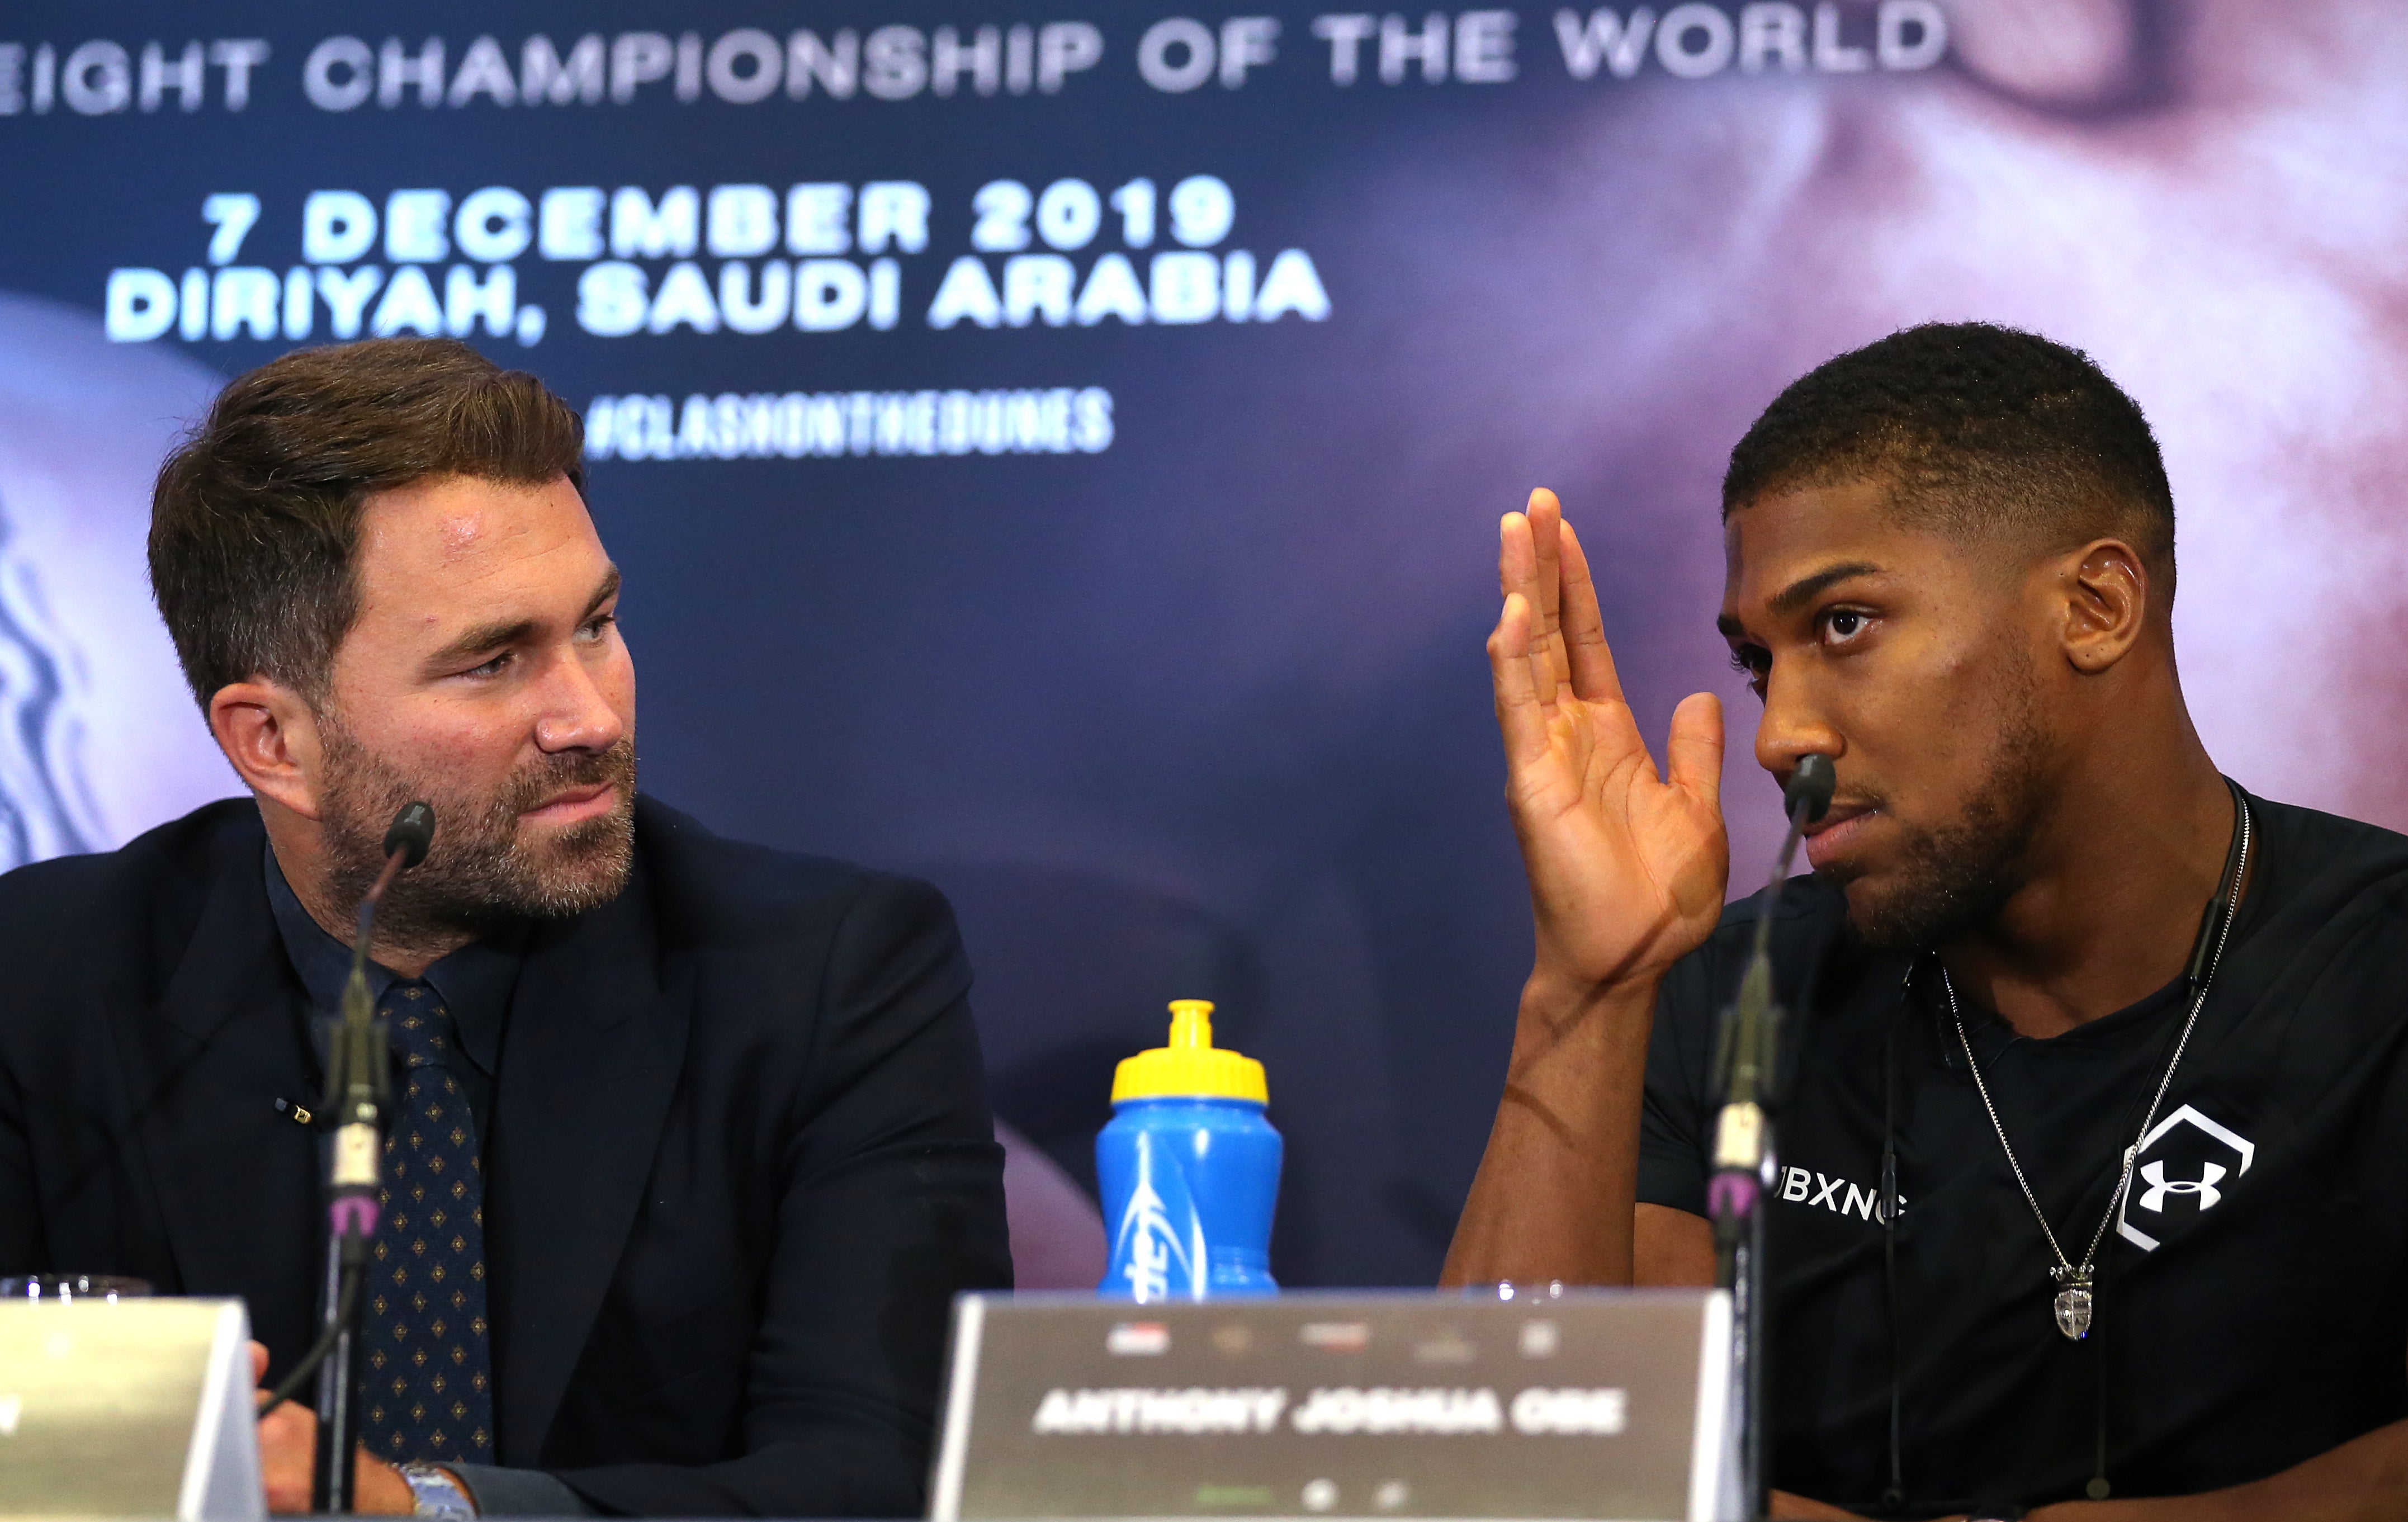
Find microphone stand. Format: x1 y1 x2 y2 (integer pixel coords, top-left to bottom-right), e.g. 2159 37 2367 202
309 803 434 1514
1706 756 1833 1522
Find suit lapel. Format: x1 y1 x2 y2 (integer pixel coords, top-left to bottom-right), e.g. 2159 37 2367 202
487 863 692 1464
116 821 325 1365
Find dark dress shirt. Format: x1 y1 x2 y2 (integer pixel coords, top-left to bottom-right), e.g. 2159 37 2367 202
263 847 583 1516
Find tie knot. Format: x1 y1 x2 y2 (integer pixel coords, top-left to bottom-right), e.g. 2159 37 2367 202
380 981 455 1069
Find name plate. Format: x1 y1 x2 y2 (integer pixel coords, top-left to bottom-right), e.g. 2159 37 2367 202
930 1291 1734 1522
0 1298 263 1520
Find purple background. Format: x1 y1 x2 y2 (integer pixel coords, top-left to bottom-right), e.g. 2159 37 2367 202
2 0 2401 1284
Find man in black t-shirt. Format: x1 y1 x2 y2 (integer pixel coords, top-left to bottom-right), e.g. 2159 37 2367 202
1443 323 2408 1519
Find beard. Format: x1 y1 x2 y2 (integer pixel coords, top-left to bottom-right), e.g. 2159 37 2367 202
1824 661 2055 954
315 712 637 954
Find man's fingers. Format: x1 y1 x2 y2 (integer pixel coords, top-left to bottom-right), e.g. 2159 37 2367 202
1525 489 1572 692
250 1340 269 1386
256 1398 318 1514
1527 488 1564 630
1557 521 1626 705
1665 692 1724 815
1498 512 1559 705
1497 509 1531 599
1488 593 1553 765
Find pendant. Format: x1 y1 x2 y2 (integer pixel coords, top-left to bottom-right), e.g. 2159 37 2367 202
2051 1266 2093 1341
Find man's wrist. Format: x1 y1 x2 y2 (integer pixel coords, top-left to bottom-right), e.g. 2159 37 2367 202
1511 970 1662 1058
346 1453 418 1516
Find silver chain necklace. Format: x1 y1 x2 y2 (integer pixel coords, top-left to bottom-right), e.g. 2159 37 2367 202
1940 796 2251 1343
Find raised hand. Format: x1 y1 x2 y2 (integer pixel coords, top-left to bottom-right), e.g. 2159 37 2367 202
1488 488 1729 1004
1446 488 1731 1288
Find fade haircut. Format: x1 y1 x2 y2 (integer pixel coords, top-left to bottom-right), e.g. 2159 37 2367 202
150 338 585 711
1721 322 2177 597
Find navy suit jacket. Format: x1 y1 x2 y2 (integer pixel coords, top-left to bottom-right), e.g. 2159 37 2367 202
0 796 1013 1516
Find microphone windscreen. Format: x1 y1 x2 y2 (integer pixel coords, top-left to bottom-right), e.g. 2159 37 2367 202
1787 754 1836 824
384 802 437 868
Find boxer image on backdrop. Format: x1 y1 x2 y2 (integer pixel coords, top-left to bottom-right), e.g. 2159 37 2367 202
0 337 1011 1517
1445 324 2408 1518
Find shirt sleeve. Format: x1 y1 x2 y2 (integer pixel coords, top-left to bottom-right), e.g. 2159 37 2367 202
1636 939 1720 1218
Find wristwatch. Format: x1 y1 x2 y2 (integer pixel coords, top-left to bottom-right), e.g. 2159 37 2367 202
395 1463 480 1519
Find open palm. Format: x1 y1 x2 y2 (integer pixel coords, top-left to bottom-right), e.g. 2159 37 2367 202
1488 489 1730 998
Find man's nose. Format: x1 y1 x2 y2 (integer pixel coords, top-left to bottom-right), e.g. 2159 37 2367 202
1753 668 1844 786
532 649 627 754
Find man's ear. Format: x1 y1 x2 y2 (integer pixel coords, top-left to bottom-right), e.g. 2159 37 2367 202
2057 538 2150 675
208 679 326 820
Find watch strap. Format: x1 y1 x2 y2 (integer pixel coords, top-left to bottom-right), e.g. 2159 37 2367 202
396 1462 479 1519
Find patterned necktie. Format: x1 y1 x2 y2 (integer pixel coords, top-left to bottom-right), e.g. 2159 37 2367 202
360 980 496 1464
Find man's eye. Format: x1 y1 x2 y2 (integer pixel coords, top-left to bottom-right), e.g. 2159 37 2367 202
463 651 513 678
1728 646 1770 686
1820 610 1871 646
576 613 616 643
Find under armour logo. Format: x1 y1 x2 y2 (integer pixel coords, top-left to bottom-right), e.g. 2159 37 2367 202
2137 1159 2227 1214
2118 1104 2255 1251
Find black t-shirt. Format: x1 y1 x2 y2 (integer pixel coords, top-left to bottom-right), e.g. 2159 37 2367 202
1639 790 2408 1517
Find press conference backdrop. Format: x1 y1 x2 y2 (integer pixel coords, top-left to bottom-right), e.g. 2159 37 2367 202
1 1 2399 1284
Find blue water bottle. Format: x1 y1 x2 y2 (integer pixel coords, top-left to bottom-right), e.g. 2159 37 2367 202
1096 1000 1281 1300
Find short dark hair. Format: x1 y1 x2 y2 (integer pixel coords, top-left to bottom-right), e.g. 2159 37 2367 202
150 338 585 710
1722 322 2176 594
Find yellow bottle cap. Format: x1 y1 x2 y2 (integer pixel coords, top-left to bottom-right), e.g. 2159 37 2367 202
1111 1000 1269 1104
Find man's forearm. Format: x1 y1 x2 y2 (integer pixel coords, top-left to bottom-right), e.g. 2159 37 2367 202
2029 1417 2408 1522
1440 972 1662 1288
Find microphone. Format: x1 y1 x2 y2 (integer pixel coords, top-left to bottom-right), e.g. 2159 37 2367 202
1710 755 1835 1128
1706 755 1833 1521
1785 753 1836 831
382 801 435 871
250 803 436 1516
326 801 435 1263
